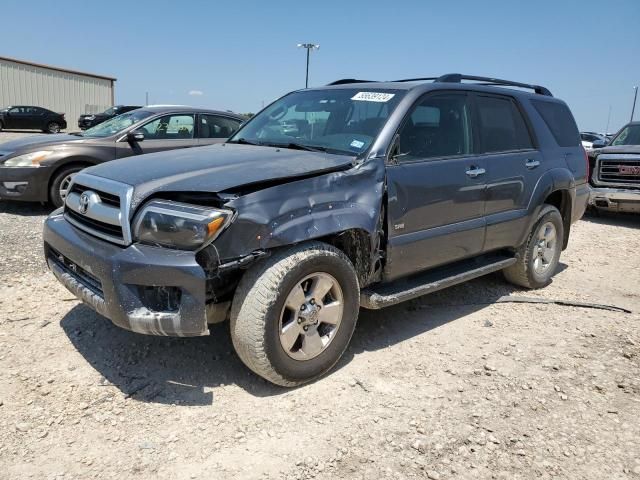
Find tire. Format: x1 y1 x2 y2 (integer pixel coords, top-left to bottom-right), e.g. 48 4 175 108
47 122 61 134
49 165 84 208
230 241 360 387
0 120 3 131
503 204 564 289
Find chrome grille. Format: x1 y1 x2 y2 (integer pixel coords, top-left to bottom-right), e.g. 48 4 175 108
63 173 133 246
594 154 640 188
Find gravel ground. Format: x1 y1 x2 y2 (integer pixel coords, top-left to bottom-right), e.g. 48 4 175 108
0 161 639 479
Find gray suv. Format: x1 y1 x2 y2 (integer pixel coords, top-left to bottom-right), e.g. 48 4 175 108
0 106 244 206
44 74 589 386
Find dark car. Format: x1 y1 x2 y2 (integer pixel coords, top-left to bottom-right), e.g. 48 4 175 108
0 106 244 207
0 106 67 133
44 74 589 386
78 105 142 130
588 121 640 212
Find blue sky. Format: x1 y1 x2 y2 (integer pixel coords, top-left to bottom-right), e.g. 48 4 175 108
3 0 639 132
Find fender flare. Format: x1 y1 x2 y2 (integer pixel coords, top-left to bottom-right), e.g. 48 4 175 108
518 167 575 247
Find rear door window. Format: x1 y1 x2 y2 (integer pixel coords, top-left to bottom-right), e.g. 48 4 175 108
476 95 533 153
198 115 242 138
141 114 195 139
531 100 580 147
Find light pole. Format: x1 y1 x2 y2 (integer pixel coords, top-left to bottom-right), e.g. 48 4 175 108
631 86 638 122
297 43 319 88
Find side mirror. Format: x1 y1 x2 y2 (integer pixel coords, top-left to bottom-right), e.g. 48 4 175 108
128 130 145 142
592 139 606 149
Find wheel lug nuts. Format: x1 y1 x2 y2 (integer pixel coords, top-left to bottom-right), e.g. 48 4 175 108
303 326 309 331
310 299 315 305
300 305 306 311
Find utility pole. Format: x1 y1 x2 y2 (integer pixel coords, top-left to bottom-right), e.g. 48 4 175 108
145 91 149 106
632 86 638 122
297 43 319 88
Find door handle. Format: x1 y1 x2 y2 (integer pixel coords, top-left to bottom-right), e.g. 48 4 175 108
525 159 540 169
465 166 486 178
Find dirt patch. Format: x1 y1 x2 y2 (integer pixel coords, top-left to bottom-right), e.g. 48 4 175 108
0 207 639 479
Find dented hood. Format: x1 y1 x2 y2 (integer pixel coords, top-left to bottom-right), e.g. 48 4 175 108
85 143 355 201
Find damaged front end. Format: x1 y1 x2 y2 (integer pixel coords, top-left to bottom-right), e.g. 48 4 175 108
43 157 386 337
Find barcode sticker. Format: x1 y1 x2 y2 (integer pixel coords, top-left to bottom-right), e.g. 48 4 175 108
351 92 395 102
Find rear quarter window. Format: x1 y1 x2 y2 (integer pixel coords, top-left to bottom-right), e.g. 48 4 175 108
531 100 580 147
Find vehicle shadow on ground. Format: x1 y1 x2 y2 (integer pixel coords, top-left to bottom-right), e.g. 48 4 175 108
0 200 53 216
582 209 640 229
60 271 528 406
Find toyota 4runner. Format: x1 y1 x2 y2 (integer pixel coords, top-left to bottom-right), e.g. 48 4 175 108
43 74 589 386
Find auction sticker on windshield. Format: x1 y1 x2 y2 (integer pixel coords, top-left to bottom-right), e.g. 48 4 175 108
351 92 395 102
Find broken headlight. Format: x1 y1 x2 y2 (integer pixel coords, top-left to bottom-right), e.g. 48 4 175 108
132 200 233 251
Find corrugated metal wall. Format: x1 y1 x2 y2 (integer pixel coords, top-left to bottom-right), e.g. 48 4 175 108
0 58 113 130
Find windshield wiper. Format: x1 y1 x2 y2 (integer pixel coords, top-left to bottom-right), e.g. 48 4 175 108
68 131 84 136
228 138 262 146
266 142 329 153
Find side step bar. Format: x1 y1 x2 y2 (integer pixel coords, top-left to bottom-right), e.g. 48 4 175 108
360 254 517 309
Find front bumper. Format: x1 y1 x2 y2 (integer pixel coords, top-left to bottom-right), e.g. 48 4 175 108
43 211 211 336
589 187 640 213
0 166 51 202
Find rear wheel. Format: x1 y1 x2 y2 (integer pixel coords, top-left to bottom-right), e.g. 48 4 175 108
503 204 564 289
47 122 61 134
230 242 360 387
0 120 3 131
49 166 84 208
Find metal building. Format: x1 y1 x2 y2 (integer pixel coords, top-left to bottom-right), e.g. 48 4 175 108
0 55 116 130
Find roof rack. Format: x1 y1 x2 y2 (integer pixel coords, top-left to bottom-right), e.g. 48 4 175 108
327 73 552 96
433 74 552 96
327 79 375 85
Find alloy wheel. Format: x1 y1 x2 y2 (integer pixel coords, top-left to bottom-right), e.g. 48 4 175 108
532 221 557 274
59 173 76 203
279 272 344 361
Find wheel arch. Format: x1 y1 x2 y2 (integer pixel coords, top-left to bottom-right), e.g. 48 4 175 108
520 168 575 250
542 189 572 250
316 228 380 287
47 159 97 200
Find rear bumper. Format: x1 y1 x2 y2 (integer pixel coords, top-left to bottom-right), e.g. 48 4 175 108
43 211 211 336
0 166 51 202
77 119 94 129
589 187 640 213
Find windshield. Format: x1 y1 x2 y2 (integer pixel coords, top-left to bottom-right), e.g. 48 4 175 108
610 124 640 146
102 107 116 116
83 110 154 138
229 88 405 155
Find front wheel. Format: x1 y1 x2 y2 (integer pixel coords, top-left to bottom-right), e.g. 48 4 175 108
503 204 564 289
230 242 360 387
49 166 83 208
